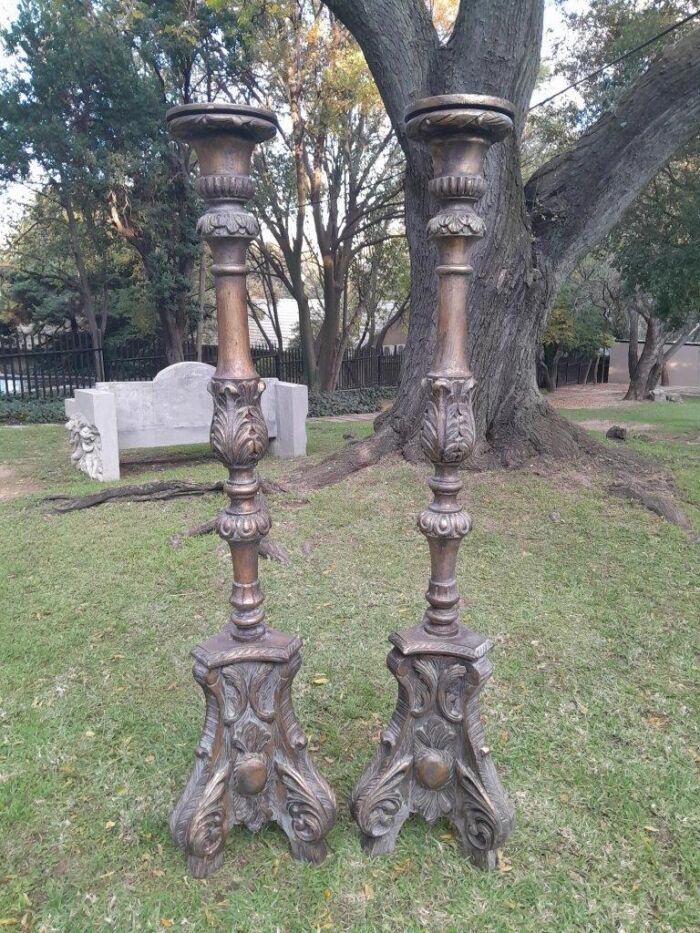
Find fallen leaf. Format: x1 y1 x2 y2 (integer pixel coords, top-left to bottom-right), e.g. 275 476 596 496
0 921 19 928
84 730 95 737
161 920 173 929
104 821 116 830
497 851 513 873
311 675 329 686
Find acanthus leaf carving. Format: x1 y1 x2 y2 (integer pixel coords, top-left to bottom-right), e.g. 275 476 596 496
420 377 476 465
197 209 260 240
276 761 335 843
186 763 231 862
209 378 268 469
220 666 248 725
427 209 486 239
352 756 412 838
411 658 439 716
437 663 466 723
456 761 500 851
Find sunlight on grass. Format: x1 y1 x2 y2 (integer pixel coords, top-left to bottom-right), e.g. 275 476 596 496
0 415 698 930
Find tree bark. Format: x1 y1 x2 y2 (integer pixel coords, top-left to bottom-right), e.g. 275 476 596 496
322 0 700 469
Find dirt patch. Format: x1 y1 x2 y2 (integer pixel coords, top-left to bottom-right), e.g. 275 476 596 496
0 463 40 500
548 384 632 410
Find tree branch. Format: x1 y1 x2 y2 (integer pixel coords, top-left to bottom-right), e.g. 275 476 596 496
526 26 700 284
323 0 438 127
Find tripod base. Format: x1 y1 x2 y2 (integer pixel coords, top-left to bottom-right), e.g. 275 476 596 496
171 625 336 877
351 624 514 869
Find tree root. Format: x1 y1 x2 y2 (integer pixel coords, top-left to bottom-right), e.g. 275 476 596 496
169 517 292 564
608 482 693 534
289 423 398 489
44 477 286 513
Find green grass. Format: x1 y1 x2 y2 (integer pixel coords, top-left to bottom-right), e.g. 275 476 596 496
566 397 700 434
0 413 698 931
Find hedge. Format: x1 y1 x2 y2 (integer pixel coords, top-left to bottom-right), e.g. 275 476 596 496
0 398 66 424
0 387 396 425
308 387 396 418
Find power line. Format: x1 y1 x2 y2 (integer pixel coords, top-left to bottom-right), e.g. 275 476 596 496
529 8 700 110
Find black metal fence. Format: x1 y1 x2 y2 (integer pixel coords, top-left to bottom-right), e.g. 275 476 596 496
0 331 404 399
0 332 102 399
555 353 610 387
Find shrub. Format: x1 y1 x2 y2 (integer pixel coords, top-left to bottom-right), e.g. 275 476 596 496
308 387 396 418
0 397 66 424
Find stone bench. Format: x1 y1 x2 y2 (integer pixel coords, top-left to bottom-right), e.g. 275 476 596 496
64 361 308 481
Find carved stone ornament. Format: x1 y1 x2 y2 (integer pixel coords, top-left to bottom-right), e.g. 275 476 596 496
66 415 103 480
352 94 515 869
166 102 335 875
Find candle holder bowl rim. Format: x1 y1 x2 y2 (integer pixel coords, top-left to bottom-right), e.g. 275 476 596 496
405 93 514 123
166 101 278 138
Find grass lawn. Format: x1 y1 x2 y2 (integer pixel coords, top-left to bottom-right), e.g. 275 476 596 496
0 407 698 931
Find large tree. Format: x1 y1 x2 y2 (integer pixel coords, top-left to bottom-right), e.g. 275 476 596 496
311 0 700 476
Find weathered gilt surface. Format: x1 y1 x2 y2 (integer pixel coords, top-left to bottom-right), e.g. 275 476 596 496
166 103 335 875
352 95 515 868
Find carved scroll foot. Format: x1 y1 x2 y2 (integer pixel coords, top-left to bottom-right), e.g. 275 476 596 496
352 633 514 870
170 630 336 876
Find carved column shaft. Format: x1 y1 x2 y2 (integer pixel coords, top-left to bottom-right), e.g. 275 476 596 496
352 95 516 868
166 103 335 876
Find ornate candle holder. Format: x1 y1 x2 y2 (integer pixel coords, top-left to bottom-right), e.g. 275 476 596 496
351 95 515 869
167 103 336 877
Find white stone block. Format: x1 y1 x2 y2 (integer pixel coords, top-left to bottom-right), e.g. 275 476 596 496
270 382 308 457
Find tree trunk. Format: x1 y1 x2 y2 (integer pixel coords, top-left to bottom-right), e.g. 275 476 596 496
159 310 185 364
60 188 105 381
316 260 343 391
624 317 664 399
319 0 700 473
628 309 640 380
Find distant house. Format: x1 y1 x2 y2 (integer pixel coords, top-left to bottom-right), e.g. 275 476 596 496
247 297 304 349
246 297 409 352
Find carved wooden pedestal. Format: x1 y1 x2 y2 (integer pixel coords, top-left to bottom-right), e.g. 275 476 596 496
352 95 516 869
166 104 335 877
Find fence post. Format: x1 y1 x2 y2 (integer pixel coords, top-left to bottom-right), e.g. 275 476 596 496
275 349 282 380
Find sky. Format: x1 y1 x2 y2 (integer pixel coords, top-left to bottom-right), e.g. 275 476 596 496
0 0 587 240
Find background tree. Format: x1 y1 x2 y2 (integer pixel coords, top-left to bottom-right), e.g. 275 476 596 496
0 0 149 375
106 0 260 362
316 0 700 478
244 0 404 389
614 139 700 398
